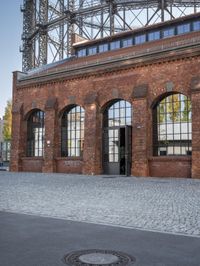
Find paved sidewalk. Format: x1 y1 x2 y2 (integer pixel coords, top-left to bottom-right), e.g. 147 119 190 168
0 172 200 236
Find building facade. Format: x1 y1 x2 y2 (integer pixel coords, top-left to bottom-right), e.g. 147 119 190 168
10 13 200 178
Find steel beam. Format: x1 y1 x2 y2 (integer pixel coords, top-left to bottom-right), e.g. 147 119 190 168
21 0 200 71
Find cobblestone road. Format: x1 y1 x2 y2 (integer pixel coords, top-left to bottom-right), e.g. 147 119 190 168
0 172 200 237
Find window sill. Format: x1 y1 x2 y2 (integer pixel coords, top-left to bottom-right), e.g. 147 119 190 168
56 157 83 161
22 157 44 160
149 156 191 162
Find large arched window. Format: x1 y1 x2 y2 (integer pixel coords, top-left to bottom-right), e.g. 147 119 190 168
27 110 45 157
61 105 85 157
153 93 192 156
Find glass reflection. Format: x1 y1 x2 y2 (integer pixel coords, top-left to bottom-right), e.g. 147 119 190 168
156 93 192 156
105 100 132 162
61 106 85 157
27 110 45 157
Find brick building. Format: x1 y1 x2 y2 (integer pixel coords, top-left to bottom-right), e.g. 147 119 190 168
10 13 200 178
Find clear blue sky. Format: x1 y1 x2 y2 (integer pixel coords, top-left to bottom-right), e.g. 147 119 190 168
0 1 22 118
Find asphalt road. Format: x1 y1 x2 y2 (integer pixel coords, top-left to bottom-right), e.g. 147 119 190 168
0 211 200 266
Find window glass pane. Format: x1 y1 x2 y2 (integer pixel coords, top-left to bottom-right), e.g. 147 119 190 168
148 31 160 41
108 109 113 118
135 34 146 44
166 146 173 155
114 154 119 162
158 147 167 156
27 110 45 157
163 27 175 38
77 49 86 57
88 46 97 55
193 21 200 31
109 130 113 138
154 93 192 156
105 100 132 163
110 40 120 50
61 106 85 157
122 38 132 47
99 43 109 53
174 146 181 155
114 108 119 117
177 23 190 34
109 154 114 162
108 100 131 126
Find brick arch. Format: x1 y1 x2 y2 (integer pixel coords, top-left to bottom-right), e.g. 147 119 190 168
100 97 132 114
150 91 190 110
23 108 45 121
58 103 85 118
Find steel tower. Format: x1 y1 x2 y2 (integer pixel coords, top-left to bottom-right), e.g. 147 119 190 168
20 0 200 71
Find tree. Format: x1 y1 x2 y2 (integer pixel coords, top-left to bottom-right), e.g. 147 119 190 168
3 100 12 141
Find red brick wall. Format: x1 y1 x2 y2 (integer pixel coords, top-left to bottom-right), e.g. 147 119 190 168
10 35 200 178
22 158 43 172
56 158 83 174
149 157 192 178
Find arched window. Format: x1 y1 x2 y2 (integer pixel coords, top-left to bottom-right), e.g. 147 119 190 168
61 105 85 157
27 110 45 157
104 99 132 128
153 93 192 156
103 99 132 175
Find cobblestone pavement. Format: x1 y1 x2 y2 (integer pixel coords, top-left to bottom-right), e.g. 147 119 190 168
0 172 200 237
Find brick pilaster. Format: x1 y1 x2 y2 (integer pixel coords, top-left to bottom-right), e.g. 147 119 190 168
82 102 102 175
131 84 149 176
191 77 200 179
42 98 57 172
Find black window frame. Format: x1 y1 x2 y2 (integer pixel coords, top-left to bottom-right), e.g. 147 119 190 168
61 105 85 157
104 100 132 163
153 93 192 156
27 110 45 157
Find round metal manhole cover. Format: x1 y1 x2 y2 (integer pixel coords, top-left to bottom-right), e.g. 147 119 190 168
79 253 119 264
64 249 136 266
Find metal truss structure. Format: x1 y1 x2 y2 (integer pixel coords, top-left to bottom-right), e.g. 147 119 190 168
20 0 200 71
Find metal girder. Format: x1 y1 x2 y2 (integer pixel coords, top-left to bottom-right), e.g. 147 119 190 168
21 0 36 71
38 0 48 66
21 0 200 71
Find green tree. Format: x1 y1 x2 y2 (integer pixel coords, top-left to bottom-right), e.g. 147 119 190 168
3 100 12 141
166 94 180 122
182 99 191 122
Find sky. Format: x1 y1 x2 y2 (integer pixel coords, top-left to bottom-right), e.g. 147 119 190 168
0 1 22 118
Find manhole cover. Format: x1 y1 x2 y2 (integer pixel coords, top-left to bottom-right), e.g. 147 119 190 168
64 249 135 266
79 253 118 264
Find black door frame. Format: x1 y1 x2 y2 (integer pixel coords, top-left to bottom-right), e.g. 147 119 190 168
103 125 132 176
